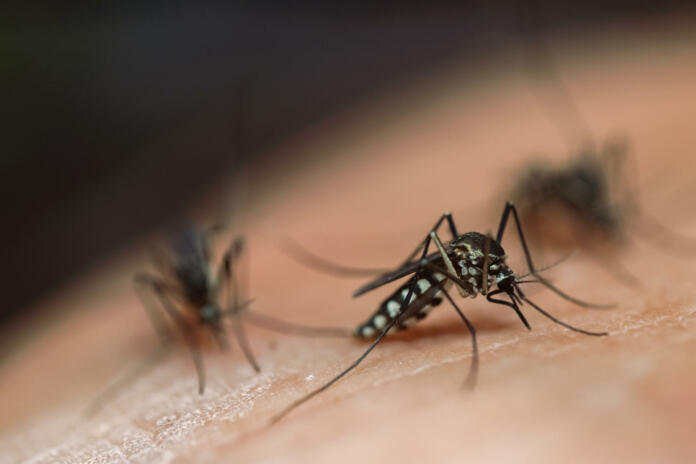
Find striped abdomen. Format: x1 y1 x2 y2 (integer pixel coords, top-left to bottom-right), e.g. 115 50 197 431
354 271 450 339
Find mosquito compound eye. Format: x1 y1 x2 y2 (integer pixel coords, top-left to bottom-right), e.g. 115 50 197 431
496 275 514 292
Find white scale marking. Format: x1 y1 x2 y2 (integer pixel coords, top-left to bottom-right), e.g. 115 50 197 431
401 288 417 304
373 314 388 329
417 279 431 292
361 326 376 337
386 300 401 317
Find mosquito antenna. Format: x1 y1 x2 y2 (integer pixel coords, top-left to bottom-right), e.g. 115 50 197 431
516 249 578 279
271 313 400 424
515 285 608 336
276 235 389 277
536 271 614 309
244 311 353 338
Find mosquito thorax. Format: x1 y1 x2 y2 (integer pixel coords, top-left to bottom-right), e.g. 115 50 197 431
449 232 510 296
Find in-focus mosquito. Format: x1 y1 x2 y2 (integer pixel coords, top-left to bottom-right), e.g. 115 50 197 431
86 227 349 415
272 202 611 422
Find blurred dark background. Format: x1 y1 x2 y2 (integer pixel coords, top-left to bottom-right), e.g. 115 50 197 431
2 2 694 325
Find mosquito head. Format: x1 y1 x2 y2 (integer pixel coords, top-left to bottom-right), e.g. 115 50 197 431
200 303 222 325
495 271 516 294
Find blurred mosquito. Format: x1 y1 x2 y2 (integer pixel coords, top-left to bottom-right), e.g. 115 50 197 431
85 226 349 415
272 202 611 422
507 6 696 287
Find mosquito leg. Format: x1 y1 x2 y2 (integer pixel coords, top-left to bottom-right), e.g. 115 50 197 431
272 212 466 422
274 258 428 422
133 273 178 346
140 277 208 394
436 283 478 389
218 235 261 372
429 230 466 298
400 212 460 266
231 319 261 373
277 235 390 277
352 210 467 297
419 262 473 297
481 233 492 295
190 341 206 394
223 237 354 339
243 311 352 338
271 316 400 424
86 275 189 413
498 202 615 309
217 236 245 310
278 210 461 279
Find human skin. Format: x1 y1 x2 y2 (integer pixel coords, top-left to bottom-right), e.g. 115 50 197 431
2 21 696 464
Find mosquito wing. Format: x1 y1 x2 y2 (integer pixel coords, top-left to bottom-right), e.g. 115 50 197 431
352 250 449 297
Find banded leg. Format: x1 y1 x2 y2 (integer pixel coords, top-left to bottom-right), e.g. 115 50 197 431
429 230 467 298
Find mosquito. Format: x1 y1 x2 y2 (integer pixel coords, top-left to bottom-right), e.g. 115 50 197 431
507 7 696 287
85 227 349 415
272 202 611 422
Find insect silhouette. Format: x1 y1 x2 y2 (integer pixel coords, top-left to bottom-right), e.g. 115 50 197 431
86 227 349 415
272 202 611 422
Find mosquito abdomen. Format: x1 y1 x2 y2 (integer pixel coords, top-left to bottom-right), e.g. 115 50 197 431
353 272 449 339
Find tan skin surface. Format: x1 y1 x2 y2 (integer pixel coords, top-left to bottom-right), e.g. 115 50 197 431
2 22 696 463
